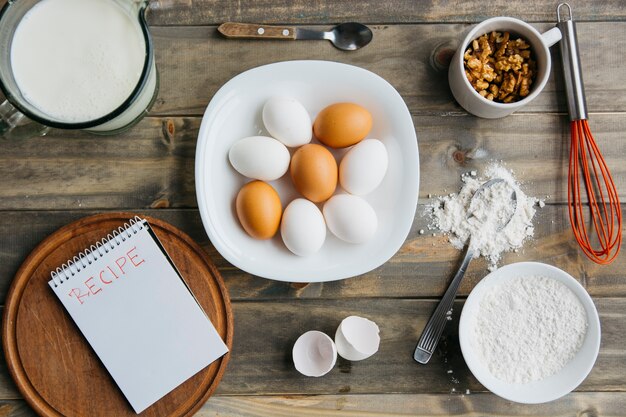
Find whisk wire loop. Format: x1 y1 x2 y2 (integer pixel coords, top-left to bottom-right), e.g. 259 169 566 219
568 120 622 264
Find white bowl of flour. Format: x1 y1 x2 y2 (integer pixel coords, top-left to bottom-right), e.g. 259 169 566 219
459 262 600 404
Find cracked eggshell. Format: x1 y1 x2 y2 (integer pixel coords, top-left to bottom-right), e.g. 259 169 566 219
229 136 290 181
335 316 380 361
293 330 337 377
262 97 312 147
339 139 388 196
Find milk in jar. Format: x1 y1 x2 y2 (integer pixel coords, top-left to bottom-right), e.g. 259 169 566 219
10 0 147 123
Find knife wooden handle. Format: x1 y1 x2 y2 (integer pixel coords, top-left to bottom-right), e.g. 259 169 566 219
218 23 297 40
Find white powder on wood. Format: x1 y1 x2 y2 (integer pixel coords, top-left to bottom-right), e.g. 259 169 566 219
472 275 588 384
428 164 540 270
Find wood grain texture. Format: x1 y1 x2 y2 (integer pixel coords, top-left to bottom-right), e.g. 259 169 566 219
0 298 623 397
1 214 233 417
198 392 626 416
0 208 624 302
1 112 624 209
144 0 626 25
1 392 626 417
147 23 626 116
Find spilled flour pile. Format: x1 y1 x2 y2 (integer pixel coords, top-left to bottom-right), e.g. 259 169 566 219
428 164 541 270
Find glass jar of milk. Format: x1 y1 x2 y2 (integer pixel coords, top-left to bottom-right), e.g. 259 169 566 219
0 0 158 139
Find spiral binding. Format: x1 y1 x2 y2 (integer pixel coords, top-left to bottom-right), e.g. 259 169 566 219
50 216 146 287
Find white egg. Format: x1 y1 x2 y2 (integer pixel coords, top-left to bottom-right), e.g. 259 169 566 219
323 194 378 244
281 199 327 256
339 139 388 195
262 97 312 147
228 136 290 181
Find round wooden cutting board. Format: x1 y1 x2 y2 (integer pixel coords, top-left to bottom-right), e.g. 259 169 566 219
2 213 233 417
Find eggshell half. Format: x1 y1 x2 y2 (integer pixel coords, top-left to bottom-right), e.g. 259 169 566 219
335 316 380 361
293 330 337 377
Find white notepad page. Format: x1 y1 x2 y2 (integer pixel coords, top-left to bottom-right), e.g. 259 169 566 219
48 220 228 413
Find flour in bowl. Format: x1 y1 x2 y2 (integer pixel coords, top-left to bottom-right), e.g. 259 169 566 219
428 164 541 270
472 275 588 384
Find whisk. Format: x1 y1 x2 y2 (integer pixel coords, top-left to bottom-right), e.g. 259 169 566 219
557 3 622 264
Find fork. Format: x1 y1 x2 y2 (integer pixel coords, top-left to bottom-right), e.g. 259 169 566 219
413 242 475 364
413 178 517 364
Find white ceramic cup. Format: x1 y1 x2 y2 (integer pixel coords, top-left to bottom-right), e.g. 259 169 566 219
448 17 562 119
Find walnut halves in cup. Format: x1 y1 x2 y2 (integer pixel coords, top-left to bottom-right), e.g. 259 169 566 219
463 31 537 103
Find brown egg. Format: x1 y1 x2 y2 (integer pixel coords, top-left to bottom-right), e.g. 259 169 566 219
290 144 337 203
313 103 373 148
236 181 282 239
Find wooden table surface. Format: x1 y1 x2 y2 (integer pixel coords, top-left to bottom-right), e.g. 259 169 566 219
2 1 626 416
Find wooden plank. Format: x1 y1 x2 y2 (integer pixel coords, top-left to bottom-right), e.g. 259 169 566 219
198 392 626 416
0 207 625 302
1 112 624 209
1 392 626 417
0 359 18 400
145 0 626 25
0 401 33 417
148 23 626 116
0 118 198 210
0 299 623 397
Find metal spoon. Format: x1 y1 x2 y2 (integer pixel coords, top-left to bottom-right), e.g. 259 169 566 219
217 22 373 51
413 178 518 364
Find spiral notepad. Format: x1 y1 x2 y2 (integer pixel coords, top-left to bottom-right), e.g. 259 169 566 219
48 217 228 414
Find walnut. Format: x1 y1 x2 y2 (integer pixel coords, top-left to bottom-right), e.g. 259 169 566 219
467 58 482 70
475 79 489 90
499 72 516 97
463 31 536 104
483 70 496 82
519 75 532 97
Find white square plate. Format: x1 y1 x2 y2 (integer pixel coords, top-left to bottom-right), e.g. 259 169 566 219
195 60 419 282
